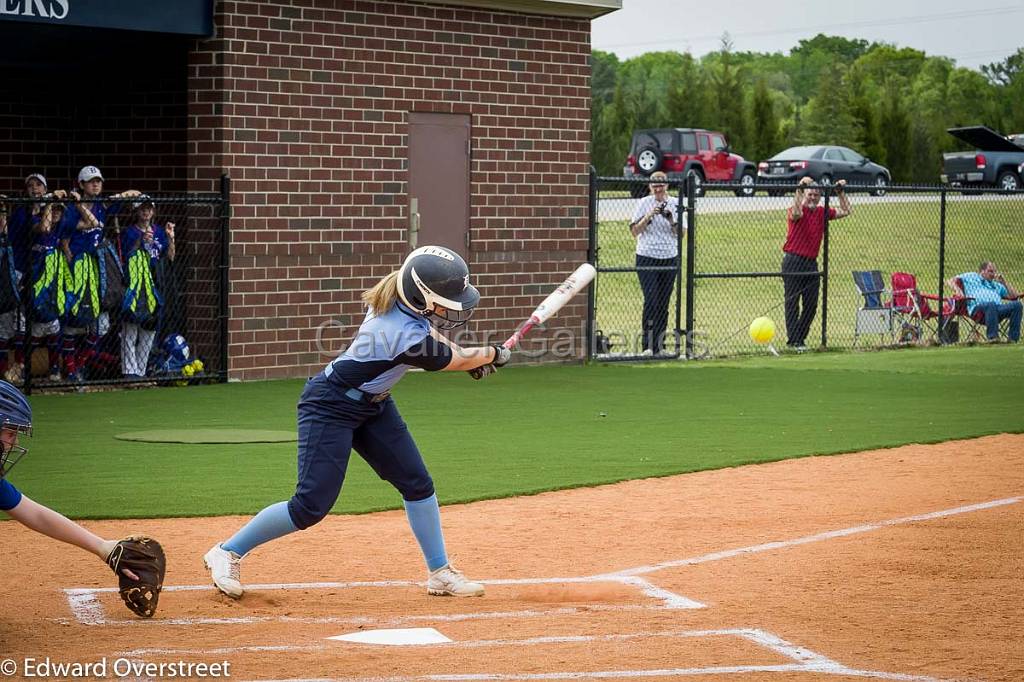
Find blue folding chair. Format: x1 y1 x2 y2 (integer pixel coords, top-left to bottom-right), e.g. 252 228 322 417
852 270 893 346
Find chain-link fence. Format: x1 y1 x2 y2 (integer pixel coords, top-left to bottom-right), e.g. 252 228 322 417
591 174 1023 360
0 180 229 392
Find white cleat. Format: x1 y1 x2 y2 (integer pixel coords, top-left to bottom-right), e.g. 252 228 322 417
427 564 484 597
203 544 244 599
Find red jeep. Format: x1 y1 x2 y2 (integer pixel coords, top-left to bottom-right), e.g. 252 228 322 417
623 128 757 197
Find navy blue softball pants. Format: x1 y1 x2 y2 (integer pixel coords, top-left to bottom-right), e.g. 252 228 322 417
287 375 435 530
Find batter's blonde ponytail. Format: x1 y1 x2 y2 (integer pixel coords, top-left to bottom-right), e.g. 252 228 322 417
362 270 400 314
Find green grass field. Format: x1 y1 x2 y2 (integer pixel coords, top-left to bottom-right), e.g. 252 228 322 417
7 344 1022 520
595 197 1024 355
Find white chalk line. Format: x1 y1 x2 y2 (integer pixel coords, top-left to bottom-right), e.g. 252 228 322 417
64 494 1019 625
603 495 1023 578
83 604 668 628
62 496 1014 682
65 577 702 626
118 628 943 681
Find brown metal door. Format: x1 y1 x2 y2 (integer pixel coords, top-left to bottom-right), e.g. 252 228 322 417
407 112 471 256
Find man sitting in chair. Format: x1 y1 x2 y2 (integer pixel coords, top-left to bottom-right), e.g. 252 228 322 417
948 261 1021 343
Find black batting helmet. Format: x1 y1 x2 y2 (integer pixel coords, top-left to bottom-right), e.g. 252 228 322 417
397 246 480 329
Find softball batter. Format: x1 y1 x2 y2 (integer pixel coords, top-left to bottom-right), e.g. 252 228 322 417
205 246 509 598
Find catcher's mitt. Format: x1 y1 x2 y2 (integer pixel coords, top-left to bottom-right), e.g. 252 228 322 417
106 536 166 618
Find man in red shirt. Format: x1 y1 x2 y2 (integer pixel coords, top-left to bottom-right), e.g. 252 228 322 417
781 176 851 351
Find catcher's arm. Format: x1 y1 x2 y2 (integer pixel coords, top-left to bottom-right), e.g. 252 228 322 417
5 495 139 579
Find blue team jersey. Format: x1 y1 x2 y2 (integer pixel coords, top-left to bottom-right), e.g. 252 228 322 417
31 216 61 252
120 224 169 265
60 200 122 256
0 478 22 511
323 302 452 394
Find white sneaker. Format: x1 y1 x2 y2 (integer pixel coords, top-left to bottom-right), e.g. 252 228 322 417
427 564 484 597
203 544 244 598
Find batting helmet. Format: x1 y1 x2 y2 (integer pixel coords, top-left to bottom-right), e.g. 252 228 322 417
397 246 480 329
0 380 32 479
153 334 192 374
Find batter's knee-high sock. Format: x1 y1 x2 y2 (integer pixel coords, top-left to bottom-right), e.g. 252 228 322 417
404 494 448 571
222 501 298 556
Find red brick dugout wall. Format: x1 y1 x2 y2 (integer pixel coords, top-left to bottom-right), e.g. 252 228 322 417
187 1 592 380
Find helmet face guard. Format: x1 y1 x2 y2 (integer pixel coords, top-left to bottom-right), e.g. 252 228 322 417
425 306 474 330
0 420 31 479
398 246 480 330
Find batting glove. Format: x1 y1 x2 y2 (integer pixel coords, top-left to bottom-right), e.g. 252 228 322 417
492 345 511 367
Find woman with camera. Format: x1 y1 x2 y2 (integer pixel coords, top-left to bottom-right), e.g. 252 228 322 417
629 171 684 356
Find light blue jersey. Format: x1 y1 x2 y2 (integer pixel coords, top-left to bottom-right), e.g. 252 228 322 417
959 272 1008 314
323 302 451 394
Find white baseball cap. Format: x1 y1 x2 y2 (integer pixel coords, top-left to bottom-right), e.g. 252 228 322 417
24 173 47 188
132 194 154 210
78 165 104 183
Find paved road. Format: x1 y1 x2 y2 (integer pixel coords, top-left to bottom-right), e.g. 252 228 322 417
597 191 1019 220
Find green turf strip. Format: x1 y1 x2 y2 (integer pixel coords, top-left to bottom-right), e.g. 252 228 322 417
5 344 1022 519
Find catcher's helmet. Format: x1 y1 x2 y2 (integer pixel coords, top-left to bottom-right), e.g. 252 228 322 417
0 380 32 478
397 246 480 329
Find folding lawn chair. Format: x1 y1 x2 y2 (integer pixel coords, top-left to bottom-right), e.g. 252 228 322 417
889 272 956 345
851 271 892 346
952 276 1014 343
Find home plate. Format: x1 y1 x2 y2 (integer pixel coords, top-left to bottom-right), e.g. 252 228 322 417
327 628 452 645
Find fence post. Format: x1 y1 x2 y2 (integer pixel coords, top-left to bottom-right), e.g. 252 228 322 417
21 255 34 395
821 189 830 348
684 176 696 359
938 188 947 344
674 179 684 356
219 174 231 383
586 166 597 362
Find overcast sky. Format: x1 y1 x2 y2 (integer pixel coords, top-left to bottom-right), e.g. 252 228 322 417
591 0 1023 71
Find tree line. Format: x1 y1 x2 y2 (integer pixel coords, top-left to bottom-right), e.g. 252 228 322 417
591 35 1024 184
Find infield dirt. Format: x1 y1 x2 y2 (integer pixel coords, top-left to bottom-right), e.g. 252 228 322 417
1 434 1021 681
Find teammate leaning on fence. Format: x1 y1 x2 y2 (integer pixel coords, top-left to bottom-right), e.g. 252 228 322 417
6 178 66 382
781 176 851 352
1 175 47 384
120 196 176 378
204 246 510 600
58 166 140 382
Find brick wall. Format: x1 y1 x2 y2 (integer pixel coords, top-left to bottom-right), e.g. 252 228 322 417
188 0 593 380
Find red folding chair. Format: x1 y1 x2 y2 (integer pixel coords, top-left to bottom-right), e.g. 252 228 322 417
890 272 956 344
